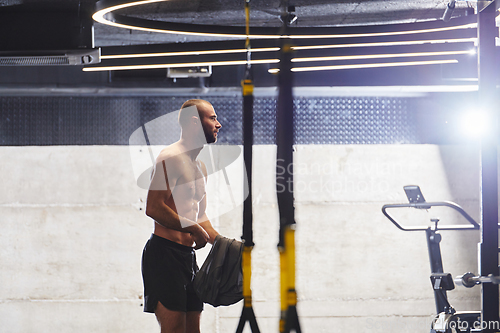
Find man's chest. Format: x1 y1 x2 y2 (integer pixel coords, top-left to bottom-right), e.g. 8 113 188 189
174 162 206 201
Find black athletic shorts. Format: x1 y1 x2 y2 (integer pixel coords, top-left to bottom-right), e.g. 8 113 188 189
141 234 204 313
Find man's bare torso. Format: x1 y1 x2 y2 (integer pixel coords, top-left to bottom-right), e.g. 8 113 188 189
151 143 207 246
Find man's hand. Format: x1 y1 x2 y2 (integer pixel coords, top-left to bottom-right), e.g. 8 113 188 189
187 224 210 250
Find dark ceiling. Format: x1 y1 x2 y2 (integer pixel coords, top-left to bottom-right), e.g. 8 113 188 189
0 0 480 46
0 0 497 88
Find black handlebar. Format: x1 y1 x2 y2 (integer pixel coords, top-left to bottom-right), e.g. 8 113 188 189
382 201 480 231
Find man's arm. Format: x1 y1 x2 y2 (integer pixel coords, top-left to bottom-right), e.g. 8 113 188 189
197 196 219 244
197 161 220 244
145 158 209 249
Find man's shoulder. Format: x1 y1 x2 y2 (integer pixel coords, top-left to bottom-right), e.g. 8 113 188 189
156 144 183 163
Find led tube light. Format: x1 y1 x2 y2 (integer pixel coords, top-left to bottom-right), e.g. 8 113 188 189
93 0 478 39
268 59 459 73
82 58 279 72
101 47 280 60
291 38 477 51
291 50 474 63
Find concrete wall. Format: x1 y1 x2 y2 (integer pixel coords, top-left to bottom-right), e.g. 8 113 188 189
0 144 482 333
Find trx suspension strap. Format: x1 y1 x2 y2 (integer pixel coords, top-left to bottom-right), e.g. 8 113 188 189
236 1 260 332
276 5 301 333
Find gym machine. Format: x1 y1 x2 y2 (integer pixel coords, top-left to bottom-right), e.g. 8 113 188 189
382 185 485 333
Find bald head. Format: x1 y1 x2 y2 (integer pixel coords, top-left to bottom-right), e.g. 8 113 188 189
178 99 213 129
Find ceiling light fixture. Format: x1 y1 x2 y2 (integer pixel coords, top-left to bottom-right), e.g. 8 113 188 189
89 1 479 73
288 24 477 40
86 47 475 72
98 38 476 62
93 0 165 25
93 0 477 39
100 47 280 60
82 58 279 72
268 59 459 73
291 38 477 51
291 50 474 63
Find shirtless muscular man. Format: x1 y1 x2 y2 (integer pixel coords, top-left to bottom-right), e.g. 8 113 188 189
142 99 222 333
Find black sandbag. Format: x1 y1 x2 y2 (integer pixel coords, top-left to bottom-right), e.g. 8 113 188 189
193 235 243 307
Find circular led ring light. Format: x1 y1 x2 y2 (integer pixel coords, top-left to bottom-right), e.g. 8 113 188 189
93 0 478 39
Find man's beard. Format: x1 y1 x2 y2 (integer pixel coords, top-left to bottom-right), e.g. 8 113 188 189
203 127 217 144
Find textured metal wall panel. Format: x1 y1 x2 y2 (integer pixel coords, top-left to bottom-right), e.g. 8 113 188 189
294 97 418 145
0 95 419 146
